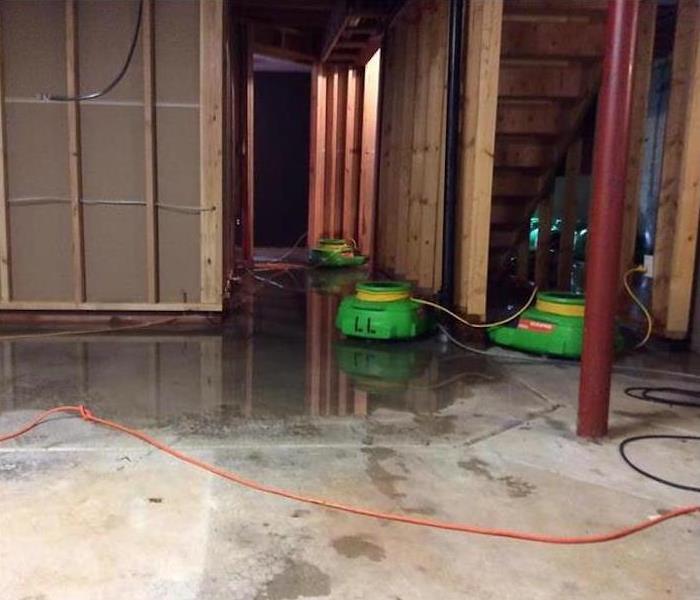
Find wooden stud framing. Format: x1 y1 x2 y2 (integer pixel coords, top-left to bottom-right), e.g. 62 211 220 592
0 9 11 302
221 7 234 306
535 195 552 289
246 27 255 262
420 3 448 290
557 138 582 289
143 0 159 302
384 24 408 271
331 70 348 237
358 50 381 257
308 64 327 246
342 68 362 242
394 18 419 278
376 29 399 270
620 0 657 275
323 69 339 236
433 20 448 293
653 0 700 337
406 11 431 284
200 0 224 304
456 0 503 316
66 0 86 303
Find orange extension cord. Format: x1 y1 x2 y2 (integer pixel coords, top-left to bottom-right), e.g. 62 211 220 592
1 405 698 545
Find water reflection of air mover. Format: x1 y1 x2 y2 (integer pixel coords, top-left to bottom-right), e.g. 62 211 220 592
335 339 432 393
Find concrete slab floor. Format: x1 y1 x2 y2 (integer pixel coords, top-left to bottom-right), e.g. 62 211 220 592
1 272 699 599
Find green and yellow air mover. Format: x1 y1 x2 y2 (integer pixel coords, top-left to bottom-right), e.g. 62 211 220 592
309 238 367 268
488 291 625 359
336 281 434 340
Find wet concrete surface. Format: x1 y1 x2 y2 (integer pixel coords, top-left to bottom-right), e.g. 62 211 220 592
0 268 699 599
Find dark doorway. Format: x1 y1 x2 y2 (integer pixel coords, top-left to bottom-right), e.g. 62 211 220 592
253 59 310 248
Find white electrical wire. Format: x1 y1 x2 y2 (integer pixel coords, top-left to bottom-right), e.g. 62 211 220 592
8 197 214 214
258 232 309 264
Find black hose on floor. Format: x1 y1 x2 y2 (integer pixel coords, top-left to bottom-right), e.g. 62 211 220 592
619 435 700 493
618 386 700 493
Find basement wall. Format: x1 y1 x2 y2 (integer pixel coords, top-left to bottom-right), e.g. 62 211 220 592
374 0 448 293
0 0 225 311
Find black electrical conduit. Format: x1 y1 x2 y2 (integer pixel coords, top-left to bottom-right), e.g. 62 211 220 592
40 0 144 102
439 0 464 308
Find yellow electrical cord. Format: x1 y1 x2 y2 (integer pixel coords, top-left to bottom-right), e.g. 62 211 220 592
411 266 652 344
411 286 539 329
623 265 653 349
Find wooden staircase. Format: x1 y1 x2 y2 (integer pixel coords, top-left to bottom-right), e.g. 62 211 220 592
489 0 608 277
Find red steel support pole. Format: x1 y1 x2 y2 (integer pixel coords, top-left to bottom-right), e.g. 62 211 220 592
577 0 640 438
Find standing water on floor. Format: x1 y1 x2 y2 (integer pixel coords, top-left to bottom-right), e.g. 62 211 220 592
0 268 547 446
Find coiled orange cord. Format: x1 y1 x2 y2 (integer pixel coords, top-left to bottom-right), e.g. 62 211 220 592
1 405 698 545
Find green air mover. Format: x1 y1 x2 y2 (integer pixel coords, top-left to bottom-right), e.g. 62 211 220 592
309 238 367 267
488 291 622 359
336 281 434 340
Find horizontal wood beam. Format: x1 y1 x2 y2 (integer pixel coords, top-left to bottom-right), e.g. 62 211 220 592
253 25 317 62
321 1 351 62
0 301 222 312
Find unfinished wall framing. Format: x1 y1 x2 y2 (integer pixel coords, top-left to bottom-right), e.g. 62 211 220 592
374 0 448 293
0 0 227 313
652 0 700 339
308 50 381 257
374 0 608 319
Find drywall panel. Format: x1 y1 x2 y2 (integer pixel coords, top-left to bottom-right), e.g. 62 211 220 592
5 104 70 198
84 205 147 302
155 0 199 104
81 105 146 301
156 106 200 302
9 205 73 301
5 102 72 301
78 0 143 102
2 0 65 98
